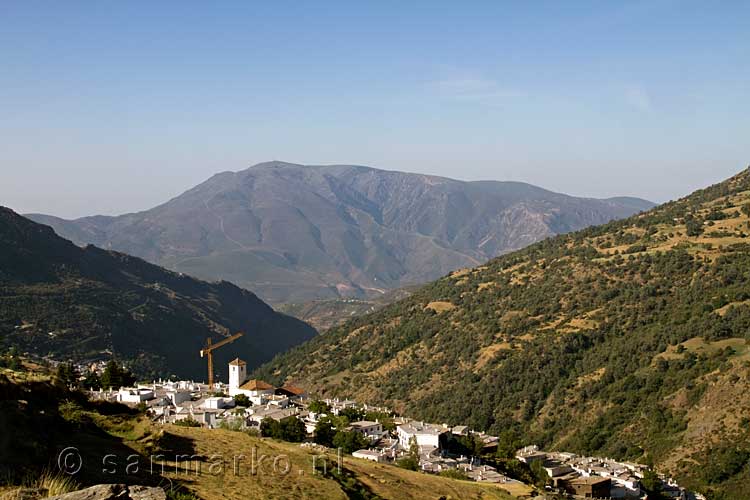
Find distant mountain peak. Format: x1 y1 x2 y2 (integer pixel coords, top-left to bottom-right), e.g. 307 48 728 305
26 163 654 304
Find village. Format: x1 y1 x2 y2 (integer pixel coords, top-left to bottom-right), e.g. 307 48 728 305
81 357 702 500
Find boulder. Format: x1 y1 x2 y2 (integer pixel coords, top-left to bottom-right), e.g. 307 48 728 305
47 484 166 500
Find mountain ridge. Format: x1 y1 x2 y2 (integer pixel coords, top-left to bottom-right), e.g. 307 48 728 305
253 166 750 498
0 206 317 379
27 161 654 304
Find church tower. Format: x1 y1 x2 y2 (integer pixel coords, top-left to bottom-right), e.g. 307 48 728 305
228 358 247 392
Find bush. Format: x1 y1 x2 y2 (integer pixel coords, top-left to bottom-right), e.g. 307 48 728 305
173 418 201 428
233 394 250 407
396 456 419 471
260 416 306 442
332 430 369 454
439 468 468 480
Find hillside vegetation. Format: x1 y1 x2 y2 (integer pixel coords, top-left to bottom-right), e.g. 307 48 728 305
0 365 513 500
0 208 316 380
256 168 750 499
29 161 652 304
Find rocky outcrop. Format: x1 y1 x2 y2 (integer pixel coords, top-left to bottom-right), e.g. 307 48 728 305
47 484 166 500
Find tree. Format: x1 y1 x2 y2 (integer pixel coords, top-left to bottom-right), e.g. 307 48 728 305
82 370 102 390
332 430 369 454
55 362 79 388
233 394 250 407
408 435 420 462
685 217 704 237
100 360 136 389
395 435 422 471
530 459 550 488
260 417 281 438
308 400 331 414
278 416 306 442
261 416 306 442
338 407 364 424
314 417 336 447
641 469 665 499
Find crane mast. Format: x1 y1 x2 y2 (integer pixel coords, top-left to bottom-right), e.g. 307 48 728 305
199 331 244 390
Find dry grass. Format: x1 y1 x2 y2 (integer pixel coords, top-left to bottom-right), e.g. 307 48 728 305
655 337 749 361
160 426 514 500
0 471 82 499
475 342 514 371
715 300 750 316
424 301 456 313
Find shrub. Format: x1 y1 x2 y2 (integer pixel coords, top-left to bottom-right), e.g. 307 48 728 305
173 418 201 428
439 468 468 480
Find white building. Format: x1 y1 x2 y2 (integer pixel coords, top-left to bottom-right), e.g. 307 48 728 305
116 387 154 404
397 422 448 449
228 358 247 395
348 421 383 441
353 449 386 463
227 358 275 404
203 397 232 410
166 389 192 406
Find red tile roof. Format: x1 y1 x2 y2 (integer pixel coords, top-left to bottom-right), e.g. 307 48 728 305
239 379 274 391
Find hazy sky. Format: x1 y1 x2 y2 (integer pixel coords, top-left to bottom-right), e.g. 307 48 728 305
1 1 748 218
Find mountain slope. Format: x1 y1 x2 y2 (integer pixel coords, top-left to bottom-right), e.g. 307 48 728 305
254 167 750 498
28 162 653 304
0 207 316 379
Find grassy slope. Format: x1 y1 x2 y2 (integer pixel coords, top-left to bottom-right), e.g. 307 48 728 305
163 426 516 500
0 367 515 500
255 168 750 499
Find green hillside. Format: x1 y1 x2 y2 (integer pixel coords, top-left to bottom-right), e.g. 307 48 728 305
0 207 316 380
255 168 750 499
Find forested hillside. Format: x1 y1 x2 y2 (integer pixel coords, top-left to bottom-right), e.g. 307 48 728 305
255 168 750 498
0 208 316 379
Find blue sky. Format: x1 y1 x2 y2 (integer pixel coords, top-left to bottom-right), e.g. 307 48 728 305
1 1 748 217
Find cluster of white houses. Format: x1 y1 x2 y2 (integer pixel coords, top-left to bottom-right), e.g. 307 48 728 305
516 446 701 499
90 359 698 498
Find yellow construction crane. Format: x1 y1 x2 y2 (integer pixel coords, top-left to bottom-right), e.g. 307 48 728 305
199 332 244 389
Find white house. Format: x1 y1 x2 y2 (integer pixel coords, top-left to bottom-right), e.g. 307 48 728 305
353 449 385 463
203 397 232 410
166 389 192 406
397 422 447 449
116 387 154 404
348 421 383 441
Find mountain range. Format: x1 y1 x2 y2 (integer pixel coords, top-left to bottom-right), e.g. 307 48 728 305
0 207 316 380
28 161 654 304
254 167 750 498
